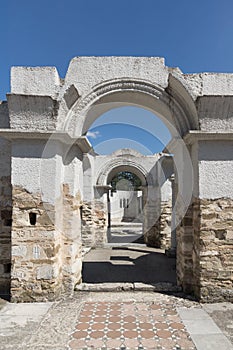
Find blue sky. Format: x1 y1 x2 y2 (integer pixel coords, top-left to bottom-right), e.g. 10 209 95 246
2 0 233 153
86 106 171 154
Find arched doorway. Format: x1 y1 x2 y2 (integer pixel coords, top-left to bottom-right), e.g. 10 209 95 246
69 76 197 293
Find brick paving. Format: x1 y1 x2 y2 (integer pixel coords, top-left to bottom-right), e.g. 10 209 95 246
68 300 196 350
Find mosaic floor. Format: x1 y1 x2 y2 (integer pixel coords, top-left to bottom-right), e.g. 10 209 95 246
68 301 196 350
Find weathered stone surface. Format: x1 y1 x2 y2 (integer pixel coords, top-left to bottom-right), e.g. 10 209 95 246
81 200 107 248
1 57 233 303
0 173 12 297
11 186 67 301
197 198 233 302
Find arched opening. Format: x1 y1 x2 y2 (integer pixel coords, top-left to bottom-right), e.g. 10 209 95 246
86 106 171 155
107 170 144 244
74 77 197 293
81 143 177 288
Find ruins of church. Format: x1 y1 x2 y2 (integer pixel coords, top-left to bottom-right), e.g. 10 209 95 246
0 57 232 302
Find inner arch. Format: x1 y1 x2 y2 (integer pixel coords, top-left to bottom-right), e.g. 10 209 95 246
86 106 171 155
66 78 199 138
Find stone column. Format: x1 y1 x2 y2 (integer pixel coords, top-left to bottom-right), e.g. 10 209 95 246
144 185 161 247
94 186 110 246
196 139 233 302
164 175 176 256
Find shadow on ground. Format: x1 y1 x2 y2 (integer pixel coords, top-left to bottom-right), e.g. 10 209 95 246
82 246 176 284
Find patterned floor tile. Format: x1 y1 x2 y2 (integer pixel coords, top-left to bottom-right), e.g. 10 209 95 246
68 301 196 349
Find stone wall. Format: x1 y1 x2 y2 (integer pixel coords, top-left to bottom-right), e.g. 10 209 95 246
80 202 93 247
176 197 233 302
81 200 107 249
144 201 172 249
197 198 233 302
11 186 63 302
62 184 82 292
0 175 12 297
160 200 172 249
176 200 195 294
0 137 11 298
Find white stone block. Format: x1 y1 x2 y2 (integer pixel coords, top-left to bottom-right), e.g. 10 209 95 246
36 265 56 280
11 67 60 97
65 56 169 95
202 73 233 96
12 245 27 257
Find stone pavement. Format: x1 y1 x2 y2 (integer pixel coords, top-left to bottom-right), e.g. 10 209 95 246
82 246 176 285
0 292 233 350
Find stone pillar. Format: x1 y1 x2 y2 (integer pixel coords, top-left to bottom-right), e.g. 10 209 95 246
160 200 172 250
196 139 233 302
62 184 82 291
164 175 176 255
170 175 176 251
81 187 108 248
11 186 63 302
173 140 195 295
93 186 109 246
10 139 64 302
144 185 161 247
0 138 11 298
176 199 195 294
197 198 233 302
159 175 174 251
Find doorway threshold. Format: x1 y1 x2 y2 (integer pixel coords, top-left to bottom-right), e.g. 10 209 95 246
75 282 181 293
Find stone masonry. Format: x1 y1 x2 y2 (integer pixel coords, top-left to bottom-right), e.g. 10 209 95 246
0 57 232 302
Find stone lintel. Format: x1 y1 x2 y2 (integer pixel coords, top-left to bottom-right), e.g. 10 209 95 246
184 131 233 145
0 130 92 152
75 136 92 153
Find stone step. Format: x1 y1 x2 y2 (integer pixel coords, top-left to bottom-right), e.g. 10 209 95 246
75 282 181 293
111 223 143 227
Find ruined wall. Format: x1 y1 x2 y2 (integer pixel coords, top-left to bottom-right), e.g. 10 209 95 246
0 137 11 297
176 200 195 294
196 198 233 302
194 140 233 301
81 200 107 248
3 57 233 302
62 184 82 291
10 139 64 301
11 186 63 302
176 140 233 302
143 196 161 248
0 101 11 297
160 200 172 249
10 138 85 301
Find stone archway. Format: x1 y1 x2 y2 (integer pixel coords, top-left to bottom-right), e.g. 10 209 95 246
65 66 198 295
81 150 160 248
2 57 232 302
96 156 151 246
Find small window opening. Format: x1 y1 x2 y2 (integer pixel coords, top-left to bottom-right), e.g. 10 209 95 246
29 212 37 225
80 206 83 221
4 263 11 274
